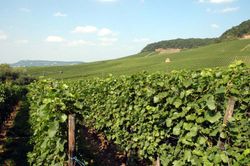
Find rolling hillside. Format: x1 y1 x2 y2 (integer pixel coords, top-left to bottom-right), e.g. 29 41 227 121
27 39 250 80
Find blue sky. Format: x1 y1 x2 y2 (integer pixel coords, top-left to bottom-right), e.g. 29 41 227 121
0 0 249 63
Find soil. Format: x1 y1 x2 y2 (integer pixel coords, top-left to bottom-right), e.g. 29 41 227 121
0 102 21 153
77 126 148 166
155 48 181 54
77 126 127 166
0 101 31 166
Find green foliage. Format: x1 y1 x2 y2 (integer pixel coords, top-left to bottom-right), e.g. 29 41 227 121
0 64 31 125
0 64 20 82
141 38 217 52
27 79 84 165
220 19 250 40
0 64 34 85
0 83 24 125
27 62 249 165
74 61 249 165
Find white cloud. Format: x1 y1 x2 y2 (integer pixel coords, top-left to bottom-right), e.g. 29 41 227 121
209 0 235 3
220 7 239 13
19 8 31 13
72 26 98 34
0 31 7 40
54 12 67 17
99 37 118 46
211 24 220 29
206 6 239 13
97 28 115 36
199 0 235 3
15 40 29 44
99 37 118 42
100 42 114 46
72 26 116 37
133 38 150 43
67 40 95 47
45 36 65 42
98 0 118 2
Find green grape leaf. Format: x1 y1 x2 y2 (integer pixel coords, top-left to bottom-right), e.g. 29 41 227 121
206 111 222 123
48 122 59 138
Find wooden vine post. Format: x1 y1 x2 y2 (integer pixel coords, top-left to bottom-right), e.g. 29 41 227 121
156 156 160 166
153 156 160 166
223 97 235 125
218 97 235 150
68 114 76 166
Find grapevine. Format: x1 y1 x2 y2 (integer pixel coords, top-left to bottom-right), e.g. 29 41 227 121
27 61 250 165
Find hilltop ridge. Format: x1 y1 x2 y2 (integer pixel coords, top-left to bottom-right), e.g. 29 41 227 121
141 38 217 53
141 19 250 53
220 19 250 40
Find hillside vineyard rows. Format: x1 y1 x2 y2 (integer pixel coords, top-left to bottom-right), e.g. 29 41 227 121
27 39 250 80
25 62 250 165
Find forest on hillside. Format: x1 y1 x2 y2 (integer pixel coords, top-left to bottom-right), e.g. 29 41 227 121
141 38 218 52
141 19 250 53
220 19 250 39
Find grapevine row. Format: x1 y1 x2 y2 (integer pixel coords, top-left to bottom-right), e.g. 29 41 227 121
27 61 250 165
0 83 24 126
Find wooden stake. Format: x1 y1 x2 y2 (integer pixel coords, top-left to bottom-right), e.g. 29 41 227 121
223 97 235 125
68 114 75 166
153 156 160 166
218 97 235 150
156 156 160 166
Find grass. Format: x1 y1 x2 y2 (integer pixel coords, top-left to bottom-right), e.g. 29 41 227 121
27 39 250 80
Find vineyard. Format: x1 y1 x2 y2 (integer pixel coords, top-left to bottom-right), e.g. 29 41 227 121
27 39 250 80
0 84 22 127
25 61 250 165
0 63 35 164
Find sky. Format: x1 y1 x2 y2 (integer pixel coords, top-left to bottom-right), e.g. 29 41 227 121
0 0 250 64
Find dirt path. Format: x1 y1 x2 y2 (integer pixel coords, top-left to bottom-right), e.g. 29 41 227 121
77 126 148 166
77 126 127 166
0 102 21 153
0 101 31 166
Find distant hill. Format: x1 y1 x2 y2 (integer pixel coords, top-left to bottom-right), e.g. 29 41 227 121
141 19 250 53
141 38 217 53
27 39 250 79
11 60 83 67
220 19 250 40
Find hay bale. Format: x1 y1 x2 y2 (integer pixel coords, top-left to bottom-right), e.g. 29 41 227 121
165 58 171 63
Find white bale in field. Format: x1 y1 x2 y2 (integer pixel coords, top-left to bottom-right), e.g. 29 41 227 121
165 58 171 63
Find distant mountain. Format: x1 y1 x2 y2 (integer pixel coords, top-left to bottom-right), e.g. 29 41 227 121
11 60 83 67
220 19 250 40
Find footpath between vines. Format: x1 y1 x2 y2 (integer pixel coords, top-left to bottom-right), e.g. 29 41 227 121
0 100 31 166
